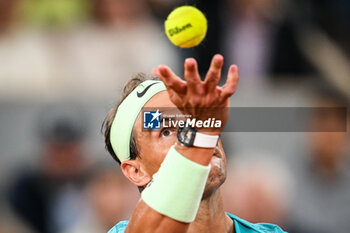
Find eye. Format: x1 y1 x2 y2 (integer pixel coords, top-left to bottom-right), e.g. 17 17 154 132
160 128 175 137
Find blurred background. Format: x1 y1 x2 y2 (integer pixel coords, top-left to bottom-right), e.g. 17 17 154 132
0 0 349 232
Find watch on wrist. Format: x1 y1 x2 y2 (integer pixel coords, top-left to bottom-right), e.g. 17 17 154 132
177 126 219 148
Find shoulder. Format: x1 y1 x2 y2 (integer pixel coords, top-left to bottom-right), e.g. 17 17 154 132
227 213 287 233
108 220 129 233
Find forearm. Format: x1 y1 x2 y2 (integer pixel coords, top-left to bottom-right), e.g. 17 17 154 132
125 143 213 233
174 141 215 166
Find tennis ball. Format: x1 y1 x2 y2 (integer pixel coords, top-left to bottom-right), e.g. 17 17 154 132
165 6 207 48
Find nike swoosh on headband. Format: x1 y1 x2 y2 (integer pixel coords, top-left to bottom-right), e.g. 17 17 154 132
137 82 160 98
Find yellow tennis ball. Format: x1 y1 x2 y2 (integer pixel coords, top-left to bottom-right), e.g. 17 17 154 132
165 6 207 48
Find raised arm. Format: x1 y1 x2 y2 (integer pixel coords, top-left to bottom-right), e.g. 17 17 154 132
124 54 239 233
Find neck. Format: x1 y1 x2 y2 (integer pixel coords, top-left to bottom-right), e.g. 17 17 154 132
187 189 234 233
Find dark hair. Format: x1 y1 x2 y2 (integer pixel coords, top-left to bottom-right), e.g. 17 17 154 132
102 73 160 164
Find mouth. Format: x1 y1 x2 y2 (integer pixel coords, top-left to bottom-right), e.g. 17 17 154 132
209 146 225 172
207 150 226 188
210 150 223 169
210 156 222 168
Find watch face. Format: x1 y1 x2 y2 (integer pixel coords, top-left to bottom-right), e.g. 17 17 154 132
177 126 196 146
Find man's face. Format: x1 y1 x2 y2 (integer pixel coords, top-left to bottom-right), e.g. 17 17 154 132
133 91 227 197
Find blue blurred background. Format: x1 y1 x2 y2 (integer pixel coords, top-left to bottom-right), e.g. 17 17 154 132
0 0 349 232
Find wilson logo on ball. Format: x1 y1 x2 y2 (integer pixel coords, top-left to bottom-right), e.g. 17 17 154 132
168 23 192 37
164 6 207 48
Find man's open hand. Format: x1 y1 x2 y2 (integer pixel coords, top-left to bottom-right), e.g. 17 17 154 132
152 54 239 133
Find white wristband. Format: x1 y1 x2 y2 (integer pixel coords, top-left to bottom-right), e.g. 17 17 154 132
193 132 219 148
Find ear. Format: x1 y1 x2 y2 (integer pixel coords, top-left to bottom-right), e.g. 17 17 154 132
121 160 151 187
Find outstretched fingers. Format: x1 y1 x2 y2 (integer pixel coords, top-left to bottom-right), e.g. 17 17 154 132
221 65 239 101
204 54 223 91
184 58 203 94
152 65 186 94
